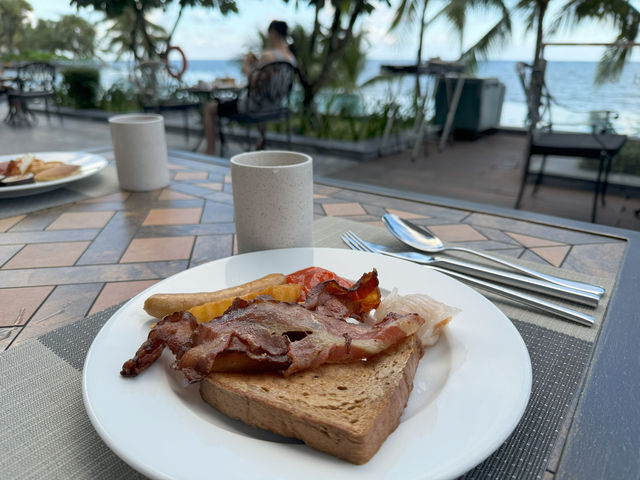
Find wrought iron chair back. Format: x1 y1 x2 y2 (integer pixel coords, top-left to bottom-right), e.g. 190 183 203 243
245 61 296 113
16 62 56 93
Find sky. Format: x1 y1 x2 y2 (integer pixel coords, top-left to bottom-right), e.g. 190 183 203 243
25 0 640 63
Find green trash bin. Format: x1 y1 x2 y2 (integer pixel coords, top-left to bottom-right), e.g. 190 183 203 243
434 77 505 137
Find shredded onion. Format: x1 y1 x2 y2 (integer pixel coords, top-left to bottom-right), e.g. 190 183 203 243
374 289 460 347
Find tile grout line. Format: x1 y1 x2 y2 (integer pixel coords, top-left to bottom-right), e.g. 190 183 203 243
5 284 57 350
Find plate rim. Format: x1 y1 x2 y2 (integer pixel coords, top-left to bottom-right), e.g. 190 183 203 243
0 151 108 194
82 247 532 480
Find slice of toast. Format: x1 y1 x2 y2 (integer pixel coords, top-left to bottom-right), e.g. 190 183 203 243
200 336 422 464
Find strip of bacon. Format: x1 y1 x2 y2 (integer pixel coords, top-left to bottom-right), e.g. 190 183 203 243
121 296 423 381
304 269 381 320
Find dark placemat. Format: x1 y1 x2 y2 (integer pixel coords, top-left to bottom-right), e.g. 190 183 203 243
461 320 592 480
2 300 595 480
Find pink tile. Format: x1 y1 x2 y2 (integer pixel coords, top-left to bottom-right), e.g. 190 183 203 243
142 207 202 226
158 189 198 200
168 162 187 170
322 202 367 216
89 280 159 315
531 245 571 267
506 232 565 248
427 224 487 242
82 192 130 204
174 171 208 181
196 182 223 191
47 211 115 230
386 209 428 219
120 236 195 263
3 242 90 269
0 215 26 232
0 286 53 326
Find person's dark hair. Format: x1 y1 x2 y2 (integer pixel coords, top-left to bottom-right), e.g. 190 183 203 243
268 20 288 39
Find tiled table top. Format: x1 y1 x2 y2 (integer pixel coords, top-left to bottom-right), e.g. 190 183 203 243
0 149 627 351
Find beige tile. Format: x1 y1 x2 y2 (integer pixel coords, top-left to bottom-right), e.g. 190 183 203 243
142 207 202 226
0 286 53 326
3 242 90 269
0 215 26 232
89 279 159 315
224 175 232 184
428 224 487 242
506 232 565 248
386 209 429 219
158 189 198 200
174 171 208 180
168 162 187 170
531 245 571 267
82 191 130 203
364 221 385 229
196 182 223 191
47 211 115 230
322 202 367 217
120 236 195 263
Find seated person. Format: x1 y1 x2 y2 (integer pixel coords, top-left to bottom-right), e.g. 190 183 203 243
203 20 295 155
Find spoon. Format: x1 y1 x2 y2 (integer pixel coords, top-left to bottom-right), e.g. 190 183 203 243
382 213 605 297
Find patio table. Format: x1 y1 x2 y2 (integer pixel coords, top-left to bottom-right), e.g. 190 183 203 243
0 147 638 479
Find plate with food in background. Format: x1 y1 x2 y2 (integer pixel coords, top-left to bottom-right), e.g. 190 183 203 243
82 247 532 480
0 151 108 198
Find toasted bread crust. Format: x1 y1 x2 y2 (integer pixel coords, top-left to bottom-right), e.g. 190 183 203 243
200 336 421 464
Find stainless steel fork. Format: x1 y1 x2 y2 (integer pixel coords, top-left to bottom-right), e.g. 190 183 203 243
341 231 595 327
341 231 599 307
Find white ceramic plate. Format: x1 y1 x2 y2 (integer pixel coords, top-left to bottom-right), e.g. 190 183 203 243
83 248 531 480
0 151 108 198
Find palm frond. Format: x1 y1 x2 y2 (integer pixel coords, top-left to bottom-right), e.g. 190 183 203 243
560 0 640 83
389 0 421 31
460 13 511 71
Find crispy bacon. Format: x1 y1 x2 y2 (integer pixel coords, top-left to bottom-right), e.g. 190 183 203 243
304 269 381 320
0 160 21 177
121 296 423 381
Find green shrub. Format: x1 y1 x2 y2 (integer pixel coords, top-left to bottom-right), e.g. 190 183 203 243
98 81 139 112
61 67 100 109
580 139 640 176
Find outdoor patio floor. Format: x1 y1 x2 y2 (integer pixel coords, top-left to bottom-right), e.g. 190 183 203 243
1 108 639 231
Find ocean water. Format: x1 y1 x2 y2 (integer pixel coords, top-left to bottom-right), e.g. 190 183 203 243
100 59 640 135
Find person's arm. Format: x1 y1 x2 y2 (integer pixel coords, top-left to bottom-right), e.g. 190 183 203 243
242 52 258 78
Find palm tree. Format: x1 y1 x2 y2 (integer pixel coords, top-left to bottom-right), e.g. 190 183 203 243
559 0 640 84
103 8 168 61
0 0 32 56
389 0 511 104
515 0 640 126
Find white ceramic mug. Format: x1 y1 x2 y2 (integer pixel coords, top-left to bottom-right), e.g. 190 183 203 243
109 113 170 191
231 151 313 253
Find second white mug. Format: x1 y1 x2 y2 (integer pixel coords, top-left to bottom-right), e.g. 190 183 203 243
109 113 170 192
231 151 313 254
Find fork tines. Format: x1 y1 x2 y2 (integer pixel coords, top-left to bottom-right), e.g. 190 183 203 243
341 231 375 253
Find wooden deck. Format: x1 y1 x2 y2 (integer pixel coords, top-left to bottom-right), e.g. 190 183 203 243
325 132 640 231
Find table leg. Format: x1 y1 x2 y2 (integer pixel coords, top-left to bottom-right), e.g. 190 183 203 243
439 76 465 152
601 154 612 207
591 155 605 223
